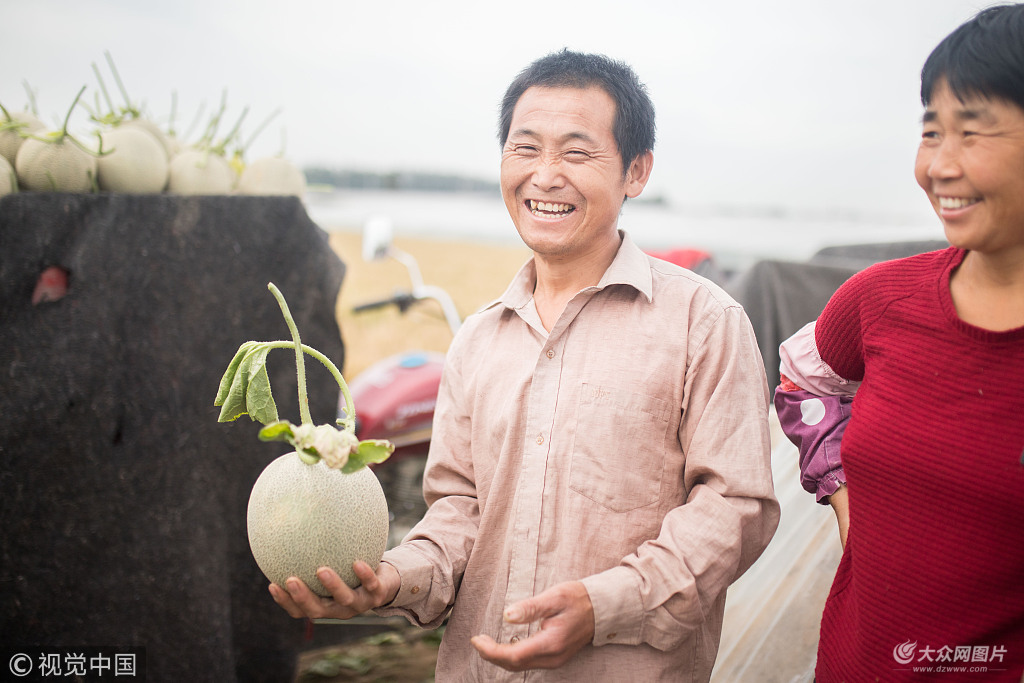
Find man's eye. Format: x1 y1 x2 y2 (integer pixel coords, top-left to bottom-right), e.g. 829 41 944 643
564 150 589 159
514 145 539 155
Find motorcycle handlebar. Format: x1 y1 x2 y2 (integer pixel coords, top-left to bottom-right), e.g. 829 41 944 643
353 292 418 314
352 285 462 336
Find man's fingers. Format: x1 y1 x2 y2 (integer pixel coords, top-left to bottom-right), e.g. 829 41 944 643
317 567 362 609
351 561 382 595
472 634 534 670
269 562 400 623
503 601 534 624
471 631 571 671
318 563 397 616
503 593 559 624
283 577 334 618
503 582 578 624
268 582 307 619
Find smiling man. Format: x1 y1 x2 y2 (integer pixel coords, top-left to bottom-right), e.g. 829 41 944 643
271 50 779 681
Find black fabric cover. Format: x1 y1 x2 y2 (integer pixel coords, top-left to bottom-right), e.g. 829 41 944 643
0 194 346 681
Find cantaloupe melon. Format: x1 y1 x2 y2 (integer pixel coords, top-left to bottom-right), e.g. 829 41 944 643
97 126 169 193
0 110 45 166
0 155 16 196
167 149 235 195
236 157 306 198
15 136 97 192
120 118 173 160
246 451 390 596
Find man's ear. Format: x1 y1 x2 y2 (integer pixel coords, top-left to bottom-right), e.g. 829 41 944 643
624 151 654 199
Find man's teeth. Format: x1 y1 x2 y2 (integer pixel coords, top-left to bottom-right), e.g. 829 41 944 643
938 196 980 210
529 200 574 214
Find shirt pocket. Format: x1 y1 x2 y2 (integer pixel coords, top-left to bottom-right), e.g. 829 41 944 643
569 383 672 512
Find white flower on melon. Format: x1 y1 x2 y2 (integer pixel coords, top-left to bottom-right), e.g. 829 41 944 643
215 283 394 595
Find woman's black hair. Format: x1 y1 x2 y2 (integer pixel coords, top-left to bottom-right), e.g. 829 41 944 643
921 3 1024 109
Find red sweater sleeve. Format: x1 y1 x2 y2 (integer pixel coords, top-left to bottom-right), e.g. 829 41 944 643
814 271 868 382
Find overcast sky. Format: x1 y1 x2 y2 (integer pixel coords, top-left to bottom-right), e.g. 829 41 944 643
0 0 1000 222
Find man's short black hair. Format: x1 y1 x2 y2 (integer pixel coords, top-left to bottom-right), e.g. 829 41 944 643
921 3 1024 110
498 49 656 172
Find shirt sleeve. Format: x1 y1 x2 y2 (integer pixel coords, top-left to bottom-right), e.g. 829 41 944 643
373 340 478 629
581 304 781 651
774 383 852 502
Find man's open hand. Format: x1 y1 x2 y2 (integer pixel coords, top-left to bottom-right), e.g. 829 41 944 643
470 581 595 671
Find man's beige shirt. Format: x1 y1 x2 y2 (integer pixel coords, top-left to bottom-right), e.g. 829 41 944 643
377 232 780 681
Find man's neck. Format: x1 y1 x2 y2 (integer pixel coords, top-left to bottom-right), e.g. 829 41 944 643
532 233 622 331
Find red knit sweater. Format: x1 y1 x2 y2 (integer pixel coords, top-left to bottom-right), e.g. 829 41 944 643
813 247 1024 682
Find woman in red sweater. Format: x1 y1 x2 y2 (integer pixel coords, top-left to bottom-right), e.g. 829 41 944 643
775 5 1024 681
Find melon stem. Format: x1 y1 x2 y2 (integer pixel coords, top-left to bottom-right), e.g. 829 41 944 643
269 283 313 426
267 283 357 433
261 341 356 433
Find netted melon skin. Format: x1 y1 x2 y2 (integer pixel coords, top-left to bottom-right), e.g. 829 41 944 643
247 452 390 596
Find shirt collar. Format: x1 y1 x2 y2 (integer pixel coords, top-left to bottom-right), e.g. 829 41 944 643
495 230 654 312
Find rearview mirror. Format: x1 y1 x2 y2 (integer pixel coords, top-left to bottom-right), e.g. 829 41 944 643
362 216 394 262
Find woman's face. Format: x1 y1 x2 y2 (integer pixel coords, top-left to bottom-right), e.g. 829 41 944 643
915 79 1024 255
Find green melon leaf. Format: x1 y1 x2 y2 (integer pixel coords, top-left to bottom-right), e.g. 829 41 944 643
342 439 395 474
257 420 295 442
244 346 279 424
214 341 258 407
215 342 279 424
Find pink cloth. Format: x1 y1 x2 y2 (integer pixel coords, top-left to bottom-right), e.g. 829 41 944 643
775 320 859 502
376 232 780 681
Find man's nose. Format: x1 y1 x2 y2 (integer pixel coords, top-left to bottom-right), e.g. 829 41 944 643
530 153 567 190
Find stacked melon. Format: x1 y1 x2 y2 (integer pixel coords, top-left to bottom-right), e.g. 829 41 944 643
2 54 306 198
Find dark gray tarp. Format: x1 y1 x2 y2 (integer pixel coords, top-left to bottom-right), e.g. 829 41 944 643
728 240 949 387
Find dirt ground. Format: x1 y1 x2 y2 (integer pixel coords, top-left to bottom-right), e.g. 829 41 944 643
295 622 443 683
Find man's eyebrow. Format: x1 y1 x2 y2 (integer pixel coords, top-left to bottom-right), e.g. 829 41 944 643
508 127 539 140
508 128 600 145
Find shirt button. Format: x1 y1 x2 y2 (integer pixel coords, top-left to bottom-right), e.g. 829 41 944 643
536 435 544 445
410 586 420 594
510 635 520 644
546 349 554 359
